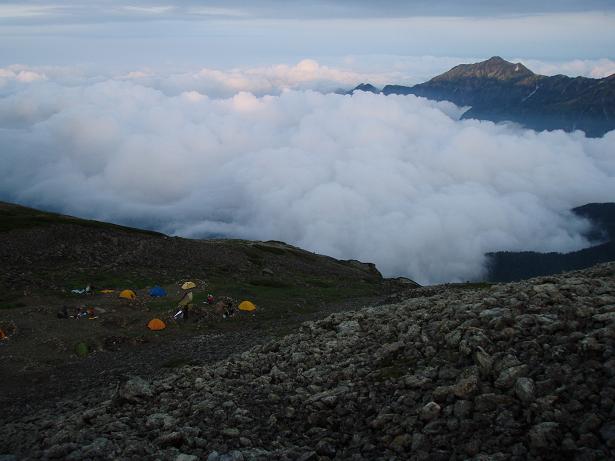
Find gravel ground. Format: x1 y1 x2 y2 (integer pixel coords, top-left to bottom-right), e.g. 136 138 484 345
2 264 615 460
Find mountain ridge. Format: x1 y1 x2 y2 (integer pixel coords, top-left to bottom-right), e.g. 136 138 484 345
352 56 615 136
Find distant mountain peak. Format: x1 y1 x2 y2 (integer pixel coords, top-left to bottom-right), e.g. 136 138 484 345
349 83 380 94
433 56 534 82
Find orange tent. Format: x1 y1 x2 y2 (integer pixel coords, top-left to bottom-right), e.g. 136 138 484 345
147 318 166 331
0 329 7 340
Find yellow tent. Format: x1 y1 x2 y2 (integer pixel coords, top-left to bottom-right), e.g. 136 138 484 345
238 300 256 312
147 318 166 331
119 289 137 300
181 281 196 290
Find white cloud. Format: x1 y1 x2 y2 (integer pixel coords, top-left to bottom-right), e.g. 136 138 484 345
518 58 615 78
1 70 614 284
121 5 175 15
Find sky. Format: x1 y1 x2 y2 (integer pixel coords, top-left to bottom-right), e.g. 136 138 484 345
1 1 615 283
0 1 614 67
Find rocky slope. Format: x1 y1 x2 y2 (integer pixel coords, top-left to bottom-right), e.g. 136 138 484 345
2 263 615 460
358 56 615 137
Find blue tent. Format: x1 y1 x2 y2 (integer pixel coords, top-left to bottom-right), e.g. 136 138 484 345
148 286 167 297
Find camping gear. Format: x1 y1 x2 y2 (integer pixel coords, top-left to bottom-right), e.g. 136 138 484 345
173 310 184 320
119 289 137 300
148 318 166 331
238 300 256 312
148 286 167 297
71 285 91 295
181 281 196 290
0 329 7 341
99 289 115 294
75 342 89 357
206 294 215 304
177 291 193 308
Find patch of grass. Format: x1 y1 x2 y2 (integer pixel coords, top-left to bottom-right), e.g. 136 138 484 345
0 202 163 236
147 299 175 312
286 248 317 262
63 272 166 291
253 243 287 255
305 278 335 288
0 301 27 310
0 292 26 309
198 275 382 321
249 278 293 288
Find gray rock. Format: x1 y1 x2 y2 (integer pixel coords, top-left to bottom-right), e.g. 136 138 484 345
599 423 615 447
473 347 493 374
495 364 528 389
454 366 479 398
158 432 185 448
454 400 473 418
420 402 441 421
146 413 177 430
176 454 199 461
336 320 360 335
221 427 240 437
514 377 535 402
315 440 336 457
239 436 252 447
117 376 153 402
390 434 412 451
529 422 561 449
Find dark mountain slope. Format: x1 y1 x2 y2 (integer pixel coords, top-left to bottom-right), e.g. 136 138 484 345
487 203 615 282
376 56 615 136
348 83 380 94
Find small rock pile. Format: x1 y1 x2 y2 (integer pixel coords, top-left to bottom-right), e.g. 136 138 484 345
2 263 615 460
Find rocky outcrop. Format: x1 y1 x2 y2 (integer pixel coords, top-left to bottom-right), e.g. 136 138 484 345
2 263 615 460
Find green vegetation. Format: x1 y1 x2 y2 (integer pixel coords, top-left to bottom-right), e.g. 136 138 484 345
200 275 381 320
0 292 26 310
252 243 287 255
0 202 163 236
0 301 27 310
63 272 172 291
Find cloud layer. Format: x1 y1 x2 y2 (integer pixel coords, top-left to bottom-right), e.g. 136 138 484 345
1 64 615 284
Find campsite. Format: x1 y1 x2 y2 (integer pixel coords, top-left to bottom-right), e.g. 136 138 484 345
0 202 402 417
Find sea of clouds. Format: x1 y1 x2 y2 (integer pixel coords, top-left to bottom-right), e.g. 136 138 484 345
1 59 615 284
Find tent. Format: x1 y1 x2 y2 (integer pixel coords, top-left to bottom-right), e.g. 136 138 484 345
0 329 7 340
119 289 137 300
148 286 167 297
181 281 196 290
238 300 256 312
148 318 166 331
